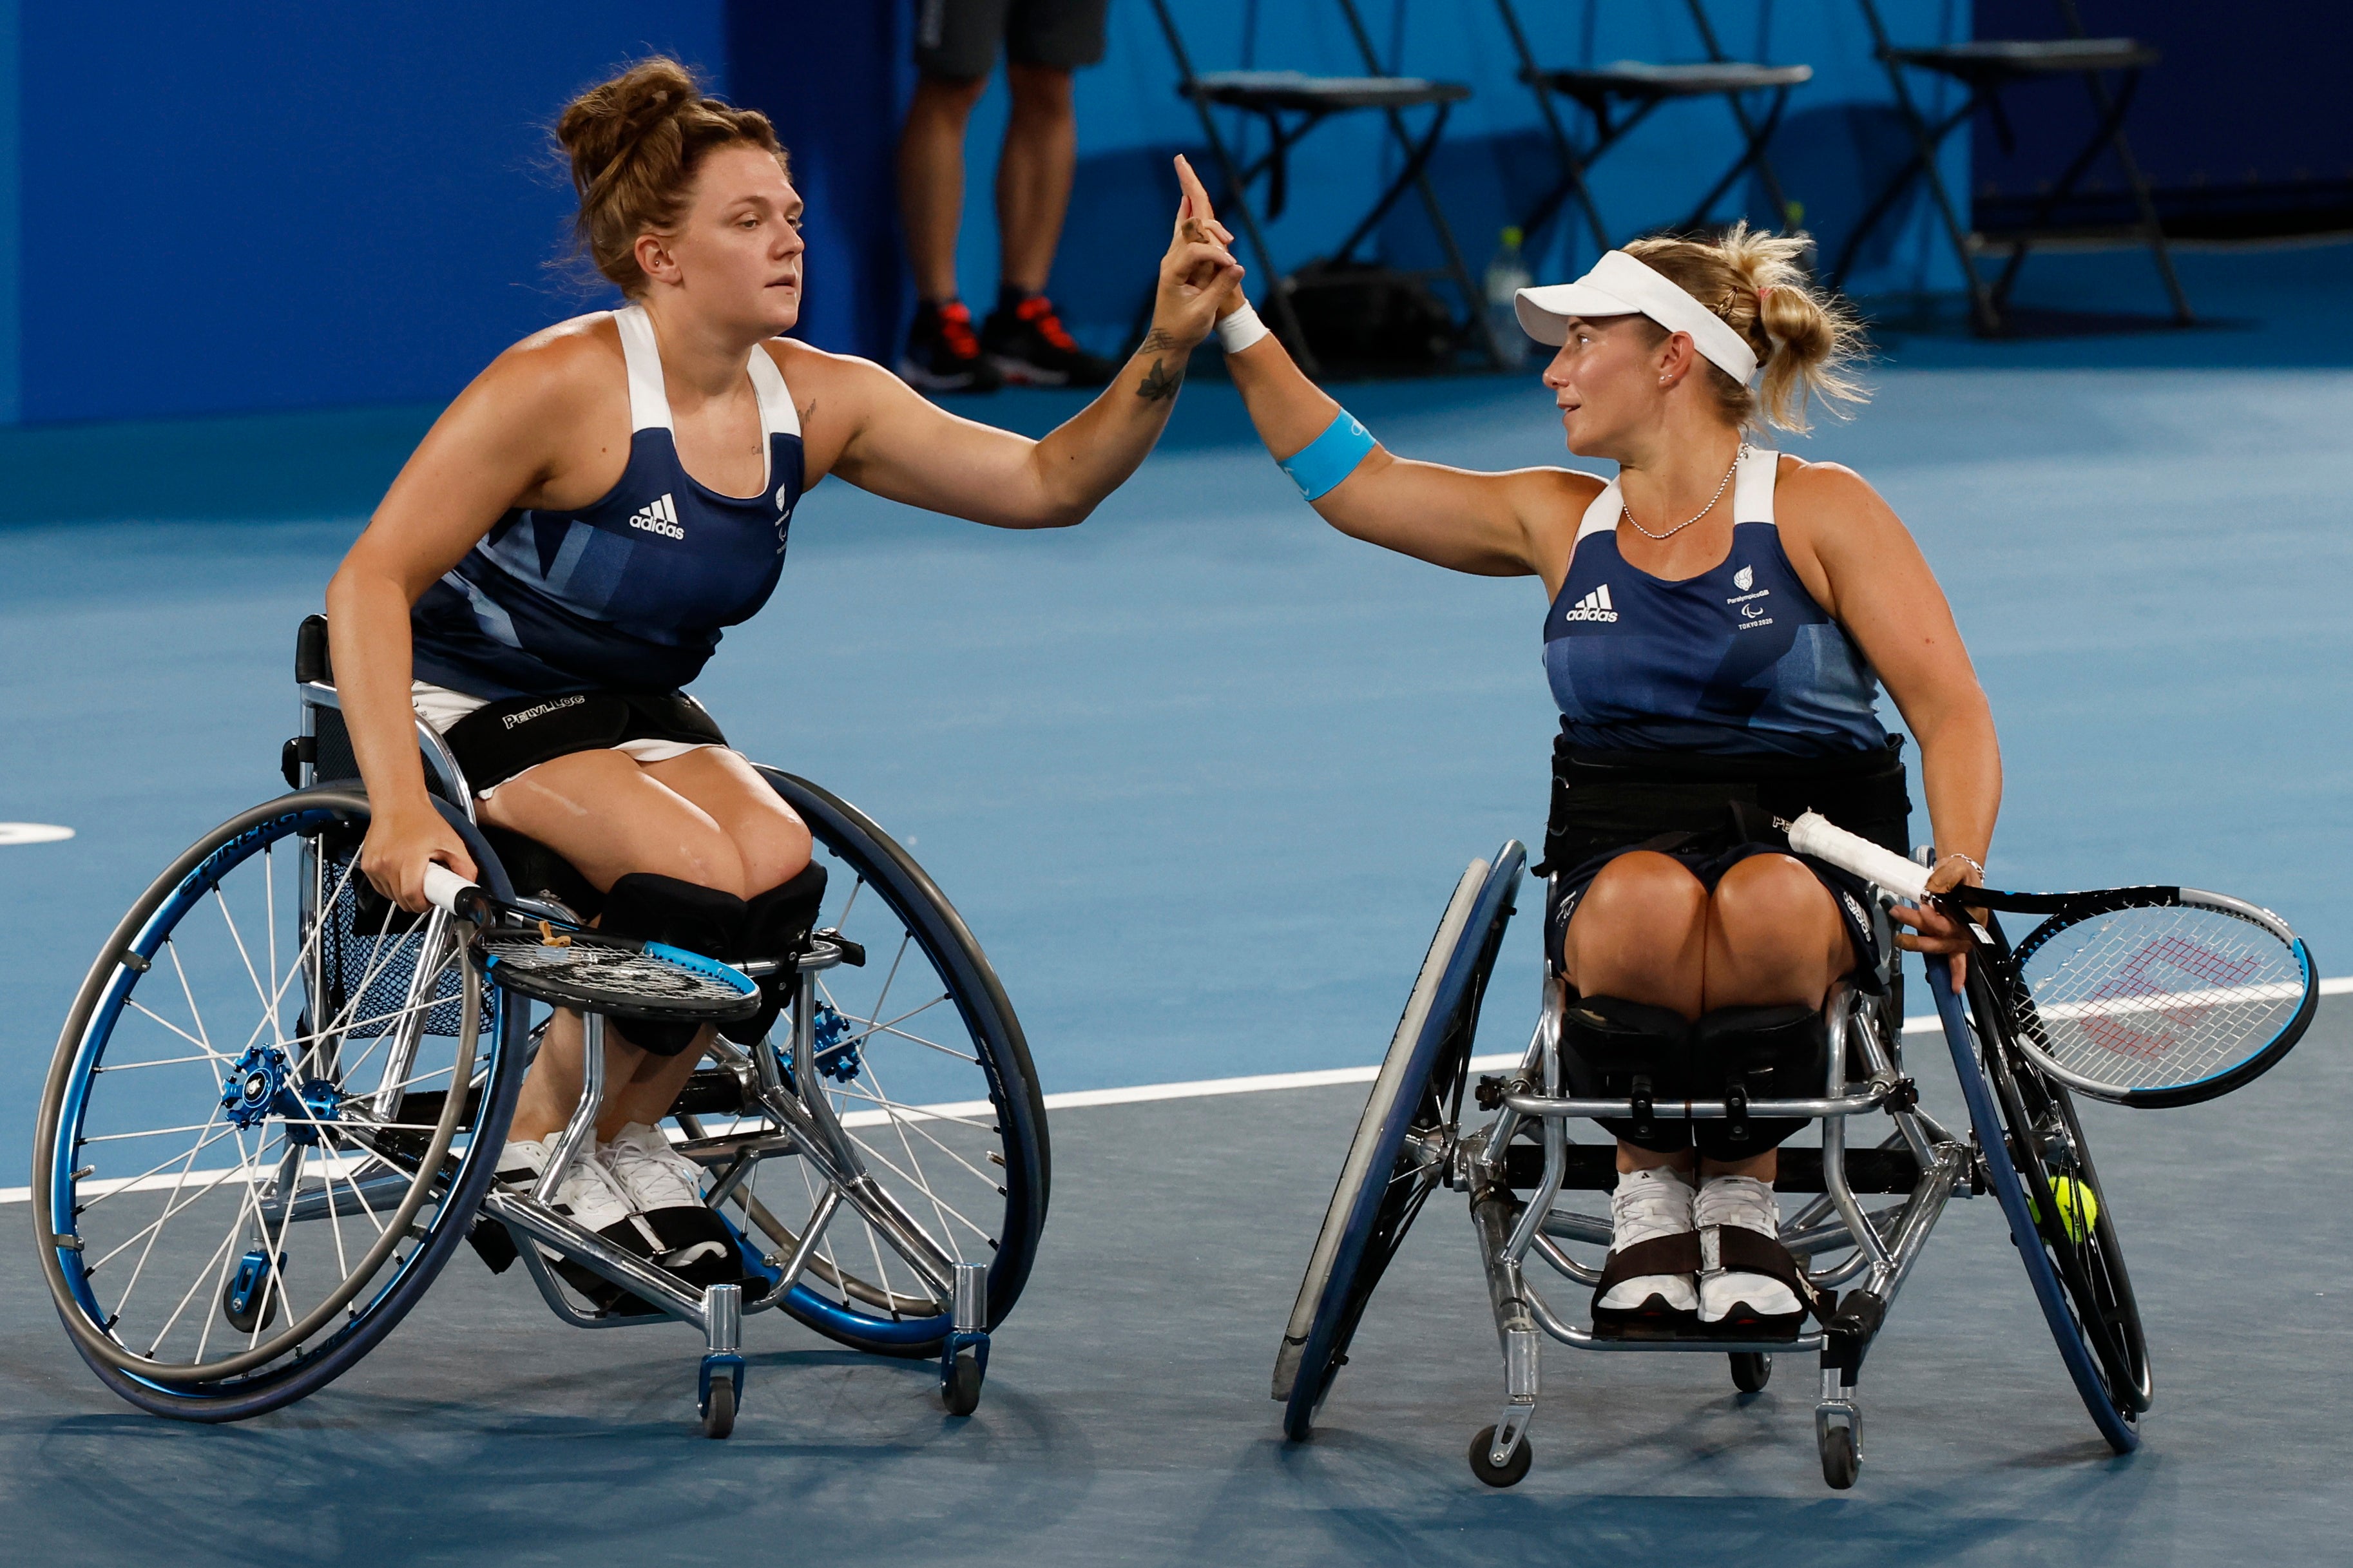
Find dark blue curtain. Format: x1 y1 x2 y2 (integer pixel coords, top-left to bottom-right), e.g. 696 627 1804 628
729 1 913 360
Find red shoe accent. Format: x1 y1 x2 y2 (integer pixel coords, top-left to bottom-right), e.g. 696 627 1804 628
1015 294 1080 352
936 301 982 360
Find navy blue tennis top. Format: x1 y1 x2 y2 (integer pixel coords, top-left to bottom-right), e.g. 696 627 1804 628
1543 446 1888 758
410 304 806 700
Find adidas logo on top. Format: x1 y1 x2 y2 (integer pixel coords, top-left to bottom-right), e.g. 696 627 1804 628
1561 582 1618 624
628 492 684 539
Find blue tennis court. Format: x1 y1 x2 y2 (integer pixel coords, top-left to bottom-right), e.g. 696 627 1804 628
0 237 2347 1562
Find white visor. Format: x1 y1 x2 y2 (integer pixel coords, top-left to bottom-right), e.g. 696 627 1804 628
1515 250 1759 386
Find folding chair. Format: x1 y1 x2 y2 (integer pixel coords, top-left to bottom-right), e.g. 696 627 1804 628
1836 0 2193 334
1494 0 1812 263
1148 0 1507 376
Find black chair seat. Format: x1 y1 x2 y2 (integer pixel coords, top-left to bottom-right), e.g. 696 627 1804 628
1530 60 1813 100
1184 70 1472 113
1885 37 2158 82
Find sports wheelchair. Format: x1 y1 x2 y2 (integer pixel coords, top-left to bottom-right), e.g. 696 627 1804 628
34 618 1049 1435
1275 840 2149 1489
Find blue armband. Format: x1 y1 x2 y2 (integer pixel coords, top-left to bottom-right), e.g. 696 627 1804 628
1278 410 1377 501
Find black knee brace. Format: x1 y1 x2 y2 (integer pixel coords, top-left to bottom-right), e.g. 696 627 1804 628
1561 995 1692 1153
1688 1004 1826 1161
597 874 749 1056
718 863 829 1046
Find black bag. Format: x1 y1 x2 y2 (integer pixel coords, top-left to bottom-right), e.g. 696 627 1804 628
1278 260 1459 373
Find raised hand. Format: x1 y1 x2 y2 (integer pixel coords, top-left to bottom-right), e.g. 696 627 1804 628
1146 155 1245 351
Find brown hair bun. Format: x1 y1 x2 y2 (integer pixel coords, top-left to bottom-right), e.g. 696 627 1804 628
555 57 787 296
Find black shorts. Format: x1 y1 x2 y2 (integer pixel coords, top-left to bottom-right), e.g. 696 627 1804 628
439 691 729 796
915 0 1108 79
1545 841 1888 989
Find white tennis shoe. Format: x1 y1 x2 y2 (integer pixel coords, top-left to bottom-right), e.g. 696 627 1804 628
599 1122 729 1269
1597 1165 1699 1315
1695 1174 1801 1323
498 1136 655 1250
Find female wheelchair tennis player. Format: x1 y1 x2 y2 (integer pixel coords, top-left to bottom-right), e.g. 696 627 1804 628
30 58 1239 1431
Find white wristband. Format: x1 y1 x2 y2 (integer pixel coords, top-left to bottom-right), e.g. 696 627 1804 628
1216 300 1271 354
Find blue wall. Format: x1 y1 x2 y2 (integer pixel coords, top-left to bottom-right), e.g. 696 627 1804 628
0 0 1968 426
6 1 723 426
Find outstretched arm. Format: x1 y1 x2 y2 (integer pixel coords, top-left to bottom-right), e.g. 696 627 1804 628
807 158 1244 528
1191 165 1572 582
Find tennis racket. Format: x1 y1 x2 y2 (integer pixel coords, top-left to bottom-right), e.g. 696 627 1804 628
421 864 762 1024
1783 813 2317 1108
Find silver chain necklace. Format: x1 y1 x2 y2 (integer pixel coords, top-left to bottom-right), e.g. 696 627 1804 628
1620 445 1746 542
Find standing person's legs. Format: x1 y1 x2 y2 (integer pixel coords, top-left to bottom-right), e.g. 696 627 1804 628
900 0 1010 392
980 0 1115 387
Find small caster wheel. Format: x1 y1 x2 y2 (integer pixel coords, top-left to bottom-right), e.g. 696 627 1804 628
942 1346 984 1417
698 1352 745 1440
1818 1417 1860 1489
700 1378 737 1439
1467 1426 1532 1489
1730 1352 1772 1394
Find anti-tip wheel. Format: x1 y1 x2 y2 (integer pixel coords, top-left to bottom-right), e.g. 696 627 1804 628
1730 1352 1772 1394
943 1347 984 1417
700 1379 738 1439
1818 1419 1859 1489
1468 1426 1533 1489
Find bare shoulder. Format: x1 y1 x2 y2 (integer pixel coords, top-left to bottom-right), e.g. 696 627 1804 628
764 338 904 409
1519 461 1609 534
1774 454 1906 549
466 311 622 421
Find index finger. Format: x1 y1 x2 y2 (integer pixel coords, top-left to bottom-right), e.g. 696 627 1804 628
1173 154 1216 224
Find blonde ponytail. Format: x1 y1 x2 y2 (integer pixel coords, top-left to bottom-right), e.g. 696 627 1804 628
1622 224 1868 435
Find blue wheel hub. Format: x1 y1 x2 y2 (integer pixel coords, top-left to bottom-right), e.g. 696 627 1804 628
811 1002 861 1084
219 1046 339 1142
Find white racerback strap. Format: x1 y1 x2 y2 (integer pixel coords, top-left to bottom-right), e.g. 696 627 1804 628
1575 443 1780 543
615 304 671 433
615 303 800 441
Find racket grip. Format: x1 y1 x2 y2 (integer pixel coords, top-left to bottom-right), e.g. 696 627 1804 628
421 863 483 917
1784 811 1933 903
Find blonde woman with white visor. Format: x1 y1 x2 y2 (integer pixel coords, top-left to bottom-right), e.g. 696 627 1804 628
1177 155 1999 1340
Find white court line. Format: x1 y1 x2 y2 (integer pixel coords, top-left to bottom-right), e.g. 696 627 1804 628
0 823 74 846
8 974 2345 1207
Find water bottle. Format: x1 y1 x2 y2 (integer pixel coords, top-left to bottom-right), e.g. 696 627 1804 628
1484 226 1533 368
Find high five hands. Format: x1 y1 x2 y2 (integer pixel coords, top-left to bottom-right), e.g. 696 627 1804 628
1147 155 1246 350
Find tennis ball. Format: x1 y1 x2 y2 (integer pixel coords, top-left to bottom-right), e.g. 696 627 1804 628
2026 1176 2100 1242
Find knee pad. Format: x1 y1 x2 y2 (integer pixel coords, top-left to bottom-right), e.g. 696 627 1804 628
1561 996 1692 1154
718 864 830 1046
599 874 749 1056
1689 1004 1826 1160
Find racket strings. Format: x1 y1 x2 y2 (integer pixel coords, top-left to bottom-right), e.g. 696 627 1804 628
2017 906 2303 1092
475 932 751 1009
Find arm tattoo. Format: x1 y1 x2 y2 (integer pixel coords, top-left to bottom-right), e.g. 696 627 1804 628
1136 354 1185 402
1138 327 1181 355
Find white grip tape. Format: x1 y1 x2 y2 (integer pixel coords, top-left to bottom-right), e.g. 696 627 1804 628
1783 811 1932 903
420 863 477 915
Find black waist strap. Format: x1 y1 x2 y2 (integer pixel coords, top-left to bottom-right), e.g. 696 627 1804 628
1540 733 1912 875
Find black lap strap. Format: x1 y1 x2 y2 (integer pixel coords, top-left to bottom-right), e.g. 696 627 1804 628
1708 1224 1831 1324
1595 1232 1702 1294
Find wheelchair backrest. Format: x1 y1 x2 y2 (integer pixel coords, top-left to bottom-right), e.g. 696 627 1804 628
290 613 476 816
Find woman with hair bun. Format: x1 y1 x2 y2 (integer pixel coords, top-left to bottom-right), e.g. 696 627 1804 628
1194 162 2000 1342
325 59 1242 1300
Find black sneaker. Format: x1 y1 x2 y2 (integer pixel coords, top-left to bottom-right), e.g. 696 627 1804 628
981 290 1117 387
898 299 1002 394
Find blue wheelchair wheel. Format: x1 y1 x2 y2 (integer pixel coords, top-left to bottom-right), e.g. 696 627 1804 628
726 770 1050 1359
34 789 532 1420
1929 957 2149 1453
1275 843 1524 1441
